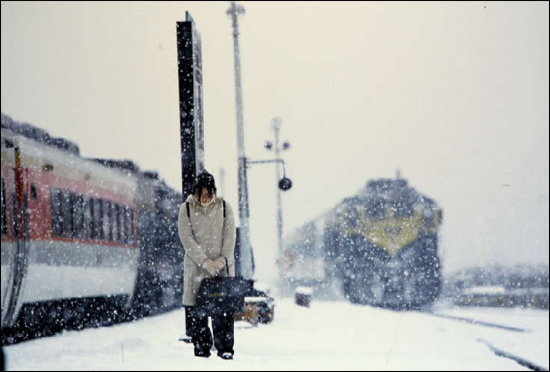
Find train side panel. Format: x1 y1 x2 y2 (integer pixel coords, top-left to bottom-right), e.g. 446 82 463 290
1 130 141 328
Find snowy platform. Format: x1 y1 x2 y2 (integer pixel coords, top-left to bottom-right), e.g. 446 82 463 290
4 299 549 371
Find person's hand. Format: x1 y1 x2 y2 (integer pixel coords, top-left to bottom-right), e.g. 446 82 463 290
202 259 218 276
213 258 225 273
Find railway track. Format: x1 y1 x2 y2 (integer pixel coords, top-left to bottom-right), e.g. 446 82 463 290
478 339 549 372
425 312 530 333
420 311 548 371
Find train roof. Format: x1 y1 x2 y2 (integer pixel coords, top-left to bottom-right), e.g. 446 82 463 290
2 113 81 156
360 177 437 206
2 112 181 197
90 158 142 174
366 178 408 190
90 159 179 195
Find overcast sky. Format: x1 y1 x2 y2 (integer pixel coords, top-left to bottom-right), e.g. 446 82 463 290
2 1 548 286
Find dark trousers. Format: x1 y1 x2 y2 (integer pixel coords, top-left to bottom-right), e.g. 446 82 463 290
186 307 234 356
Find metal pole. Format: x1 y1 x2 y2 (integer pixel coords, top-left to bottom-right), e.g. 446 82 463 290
272 118 285 295
227 2 253 280
219 168 226 197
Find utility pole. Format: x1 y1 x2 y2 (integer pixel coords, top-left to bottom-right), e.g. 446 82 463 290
264 117 292 295
227 1 253 280
272 118 285 294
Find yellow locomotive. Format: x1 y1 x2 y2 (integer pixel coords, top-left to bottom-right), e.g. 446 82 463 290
286 176 443 309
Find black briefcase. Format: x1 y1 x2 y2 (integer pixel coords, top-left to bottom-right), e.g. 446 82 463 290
195 263 252 316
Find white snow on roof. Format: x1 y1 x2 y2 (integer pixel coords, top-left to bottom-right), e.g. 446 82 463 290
464 286 507 295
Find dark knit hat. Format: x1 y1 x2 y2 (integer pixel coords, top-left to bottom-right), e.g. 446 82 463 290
193 171 217 195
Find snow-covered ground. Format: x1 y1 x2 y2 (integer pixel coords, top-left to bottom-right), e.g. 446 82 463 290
433 305 549 369
4 299 549 371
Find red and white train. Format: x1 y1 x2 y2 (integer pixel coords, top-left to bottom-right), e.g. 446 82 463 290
1 114 184 340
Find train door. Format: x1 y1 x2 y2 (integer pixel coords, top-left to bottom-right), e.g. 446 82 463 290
1 142 30 328
1 139 16 327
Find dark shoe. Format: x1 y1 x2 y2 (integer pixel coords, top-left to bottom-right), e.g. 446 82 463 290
178 336 193 344
218 352 234 360
194 349 211 358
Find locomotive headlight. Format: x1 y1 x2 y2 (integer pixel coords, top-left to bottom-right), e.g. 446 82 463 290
42 164 54 172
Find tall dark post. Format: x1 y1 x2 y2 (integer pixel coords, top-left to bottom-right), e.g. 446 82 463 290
176 12 205 312
177 12 205 198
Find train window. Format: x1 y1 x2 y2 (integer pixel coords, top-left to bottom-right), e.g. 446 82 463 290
116 204 124 243
93 198 104 240
120 206 124 242
51 188 63 237
128 208 135 244
105 201 114 241
110 202 116 241
71 193 78 238
90 198 96 239
100 199 106 240
123 206 128 244
114 204 120 242
114 204 119 242
111 202 117 242
61 190 74 238
103 201 109 241
109 204 114 242
124 206 131 244
1 179 7 236
393 201 414 218
111 203 117 242
423 210 435 227
120 206 126 243
73 194 85 239
366 199 385 219
82 196 93 240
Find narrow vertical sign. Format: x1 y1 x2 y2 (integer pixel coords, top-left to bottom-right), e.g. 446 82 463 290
177 12 205 198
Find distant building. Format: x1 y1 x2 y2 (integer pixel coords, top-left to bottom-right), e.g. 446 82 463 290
443 265 549 309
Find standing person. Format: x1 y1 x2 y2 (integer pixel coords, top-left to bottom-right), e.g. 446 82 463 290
178 171 237 360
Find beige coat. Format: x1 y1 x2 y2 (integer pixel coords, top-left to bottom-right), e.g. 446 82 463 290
178 194 236 306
